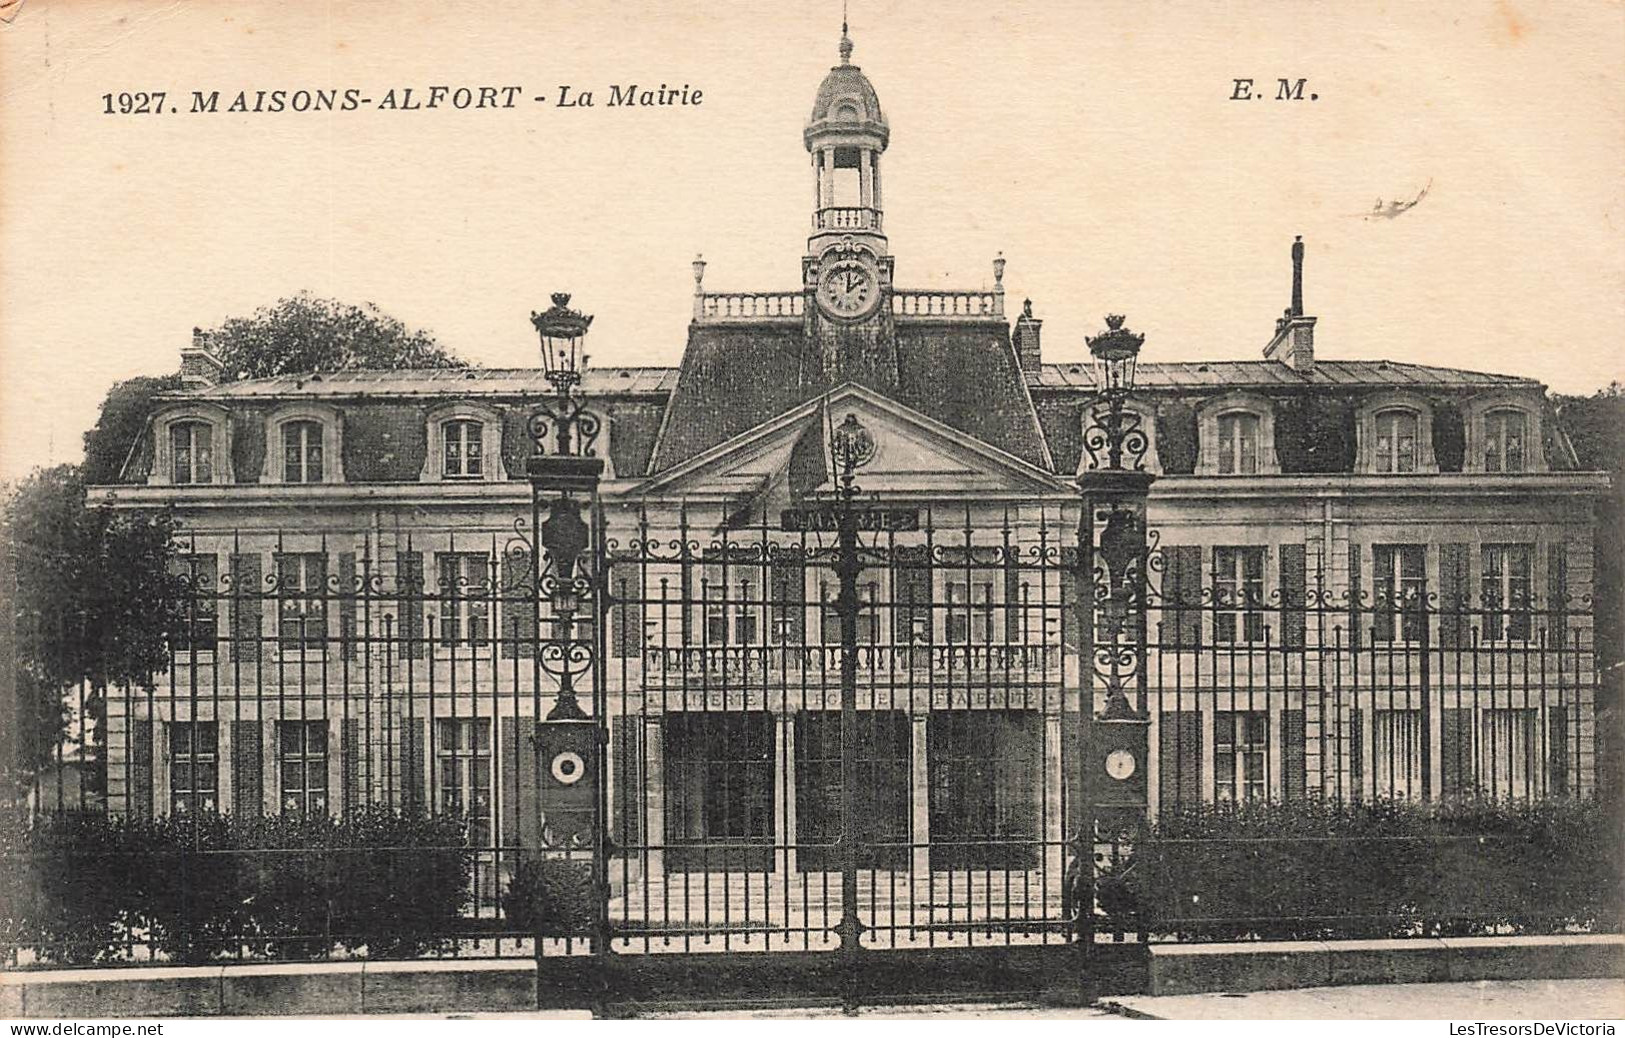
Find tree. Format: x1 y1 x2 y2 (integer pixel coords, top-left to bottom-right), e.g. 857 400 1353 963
81 374 183 485
206 293 461 382
4 466 181 797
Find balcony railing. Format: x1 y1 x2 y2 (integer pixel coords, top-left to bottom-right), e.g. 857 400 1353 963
640 642 1061 678
892 289 1003 318
813 206 883 232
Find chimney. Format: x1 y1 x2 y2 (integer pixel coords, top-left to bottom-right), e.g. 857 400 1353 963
1263 236 1315 372
1013 298 1043 375
180 327 224 389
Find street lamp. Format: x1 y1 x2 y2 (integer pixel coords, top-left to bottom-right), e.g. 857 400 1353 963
526 293 603 722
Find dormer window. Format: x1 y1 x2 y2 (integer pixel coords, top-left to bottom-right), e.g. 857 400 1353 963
420 403 509 483
1196 393 1279 476
282 420 325 483
443 420 484 479
262 404 342 485
1217 413 1260 475
170 422 214 484
1484 409 1527 473
149 404 232 486
1373 409 1419 473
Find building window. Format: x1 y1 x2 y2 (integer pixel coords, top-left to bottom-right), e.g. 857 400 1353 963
276 552 327 650
1373 544 1426 643
442 420 484 479
170 422 214 484
820 580 878 644
928 710 1041 869
1217 412 1260 475
704 576 760 645
1373 409 1419 473
1483 409 1527 473
769 554 806 645
1481 708 1537 800
169 721 218 815
279 720 328 814
436 718 492 846
1483 543 1533 641
438 552 492 646
794 710 911 871
663 711 775 872
1372 709 1423 798
281 420 325 483
168 553 218 653
1212 547 1265 644
1214 711 1267 801
945 579 996 644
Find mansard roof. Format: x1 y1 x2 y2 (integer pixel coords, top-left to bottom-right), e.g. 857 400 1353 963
1031 359 1542 392
177 366 679 399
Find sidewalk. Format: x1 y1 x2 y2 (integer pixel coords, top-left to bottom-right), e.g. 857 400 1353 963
1107 978 1624 1021
634 979 1622 1019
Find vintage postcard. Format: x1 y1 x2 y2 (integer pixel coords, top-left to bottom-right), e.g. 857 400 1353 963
0 0 1620 1026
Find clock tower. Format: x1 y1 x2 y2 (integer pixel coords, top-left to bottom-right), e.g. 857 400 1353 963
803 22 898 390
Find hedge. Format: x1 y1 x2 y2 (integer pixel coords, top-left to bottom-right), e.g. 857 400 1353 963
1112 796 1622 942
0 807 473 965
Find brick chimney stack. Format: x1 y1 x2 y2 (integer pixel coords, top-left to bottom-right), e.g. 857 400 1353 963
1264 236 1316 372
1013 298 1043 375
180 327 224 389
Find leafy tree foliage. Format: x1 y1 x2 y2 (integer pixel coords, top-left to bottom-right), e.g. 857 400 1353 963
206 293 461 382
81 374 183 486
4 466 181 792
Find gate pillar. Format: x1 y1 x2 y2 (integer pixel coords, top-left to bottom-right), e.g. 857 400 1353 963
1076 315 1155 961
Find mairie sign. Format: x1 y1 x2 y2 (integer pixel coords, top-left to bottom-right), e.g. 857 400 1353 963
780 507 921 533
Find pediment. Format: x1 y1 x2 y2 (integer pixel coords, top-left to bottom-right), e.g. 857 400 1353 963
631 383 1064 505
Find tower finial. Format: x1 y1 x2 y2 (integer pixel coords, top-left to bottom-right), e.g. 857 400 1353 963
839 1 853 63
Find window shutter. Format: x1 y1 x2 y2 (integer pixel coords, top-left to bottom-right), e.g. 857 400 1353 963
1547 542 1569 648
1347 546 1362 651
1161 545 1202 650
500 716 538 846
1157 710 1202 810
1349 707 1364 794
396 551 426 659
610 557 645 659
401 717 427 813
1439 543 1470 650
1282 708 1306 799
129 719 154 819
1004 554 1022 643
231 720 263 818
610 716 645 853
341 717 362 815
1548 709 1571 796
230 553 262 663
1279 544 1307 650
1058 546 1084 652
1440 708 1472 797
501 551 536 658
337 552 358 660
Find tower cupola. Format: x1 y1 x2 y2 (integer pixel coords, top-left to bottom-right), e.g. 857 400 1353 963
805 22 889 258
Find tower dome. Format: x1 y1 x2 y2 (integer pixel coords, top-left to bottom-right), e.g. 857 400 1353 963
804 27 889 148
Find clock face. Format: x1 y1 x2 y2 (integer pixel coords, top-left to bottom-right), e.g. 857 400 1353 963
1105 748 1137 781
819 262 877 317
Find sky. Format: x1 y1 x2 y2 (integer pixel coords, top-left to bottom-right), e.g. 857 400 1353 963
1 0 1622 481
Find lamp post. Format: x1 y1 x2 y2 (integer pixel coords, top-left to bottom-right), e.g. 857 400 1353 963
528 293 604 722
1076 314 1154 960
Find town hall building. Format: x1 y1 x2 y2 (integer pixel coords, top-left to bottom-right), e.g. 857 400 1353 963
93 27 1606 946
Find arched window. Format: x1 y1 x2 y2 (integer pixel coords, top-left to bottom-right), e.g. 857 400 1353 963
1217 412 1260 475
1373 409 1419 473
282 420 325 483
1483 409 1528 473
170 421 214 484
442 419 484 479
